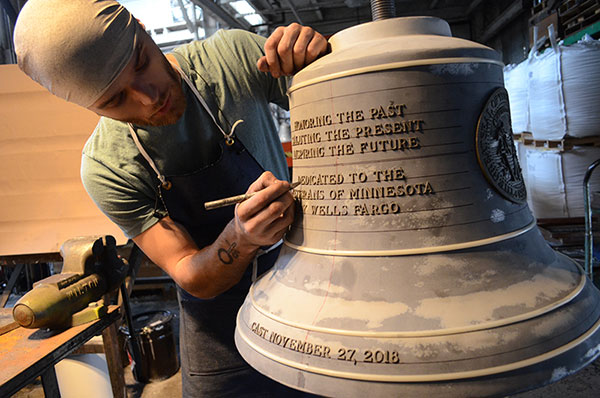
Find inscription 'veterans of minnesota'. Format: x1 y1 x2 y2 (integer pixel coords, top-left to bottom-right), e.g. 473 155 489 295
296 180 433 201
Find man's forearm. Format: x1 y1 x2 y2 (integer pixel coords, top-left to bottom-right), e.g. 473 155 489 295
173 219 259 299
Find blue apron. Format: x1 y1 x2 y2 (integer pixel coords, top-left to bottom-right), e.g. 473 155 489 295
129 65 308 397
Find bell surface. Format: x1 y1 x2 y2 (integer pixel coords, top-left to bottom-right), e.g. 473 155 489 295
234 16 600 397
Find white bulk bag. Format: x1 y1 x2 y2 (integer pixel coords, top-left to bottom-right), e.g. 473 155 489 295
504 62 529 134
525 146 600 218
529 31 600 140
561 35 600 138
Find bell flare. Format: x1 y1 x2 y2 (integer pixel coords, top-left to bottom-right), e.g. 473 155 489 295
235 229 600 397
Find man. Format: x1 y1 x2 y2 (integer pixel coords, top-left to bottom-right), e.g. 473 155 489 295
13 0 328 396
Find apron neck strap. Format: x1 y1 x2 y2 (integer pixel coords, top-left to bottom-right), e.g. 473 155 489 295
128 123 171 189
169 61 243 146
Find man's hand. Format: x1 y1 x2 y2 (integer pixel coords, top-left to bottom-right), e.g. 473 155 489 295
234 171 295 247
257 23 328 78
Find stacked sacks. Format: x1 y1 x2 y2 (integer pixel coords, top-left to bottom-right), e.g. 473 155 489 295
504 29 600 218
525 146 600 218
528 33 600 139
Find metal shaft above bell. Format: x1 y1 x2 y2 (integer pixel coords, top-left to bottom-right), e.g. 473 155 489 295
235 16 600 397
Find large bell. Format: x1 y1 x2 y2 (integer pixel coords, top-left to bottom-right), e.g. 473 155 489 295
234 16 600 397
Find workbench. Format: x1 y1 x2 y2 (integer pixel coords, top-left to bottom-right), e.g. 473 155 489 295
0 305 125 398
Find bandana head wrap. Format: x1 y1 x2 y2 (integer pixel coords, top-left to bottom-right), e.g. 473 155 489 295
14 0 138 107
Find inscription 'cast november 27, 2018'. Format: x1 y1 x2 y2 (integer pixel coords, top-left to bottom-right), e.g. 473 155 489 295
290 102 435 216
251 322 402 366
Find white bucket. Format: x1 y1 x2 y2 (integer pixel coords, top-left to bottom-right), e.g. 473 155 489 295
55 353 114 398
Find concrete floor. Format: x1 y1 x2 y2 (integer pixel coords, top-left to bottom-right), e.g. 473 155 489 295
9 290 600 398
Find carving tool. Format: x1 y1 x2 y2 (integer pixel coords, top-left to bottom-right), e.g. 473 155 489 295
205 181 301 210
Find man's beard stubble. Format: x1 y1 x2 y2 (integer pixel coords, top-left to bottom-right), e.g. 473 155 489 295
128 55 187 127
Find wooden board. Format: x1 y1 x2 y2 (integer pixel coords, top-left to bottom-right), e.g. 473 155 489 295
0 309 18 336
0 65 127 256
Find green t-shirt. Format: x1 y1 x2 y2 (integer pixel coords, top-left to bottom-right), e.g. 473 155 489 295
81 29 290 239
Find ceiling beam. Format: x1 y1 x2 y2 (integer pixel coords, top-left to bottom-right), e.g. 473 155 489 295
189 0 250 30
248 0 273 25
281 0 304 24
1 0 17 24
479 0 525 42
309 0 324 21
395 6 470 24
466 0 486 15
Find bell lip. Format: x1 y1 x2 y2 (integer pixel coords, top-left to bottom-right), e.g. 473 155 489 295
235 311 600 382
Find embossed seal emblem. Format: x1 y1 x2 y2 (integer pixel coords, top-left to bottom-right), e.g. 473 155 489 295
476 88 526 204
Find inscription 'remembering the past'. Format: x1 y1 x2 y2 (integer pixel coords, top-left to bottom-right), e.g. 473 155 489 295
292 103 407 132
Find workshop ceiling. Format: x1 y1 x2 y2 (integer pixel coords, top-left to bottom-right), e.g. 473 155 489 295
202 0 478 36
118 0 486 50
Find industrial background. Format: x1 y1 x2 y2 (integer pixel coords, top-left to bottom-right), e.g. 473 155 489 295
1 0 600 397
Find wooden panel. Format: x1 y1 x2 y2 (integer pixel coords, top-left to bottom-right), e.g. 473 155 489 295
0 65 127 256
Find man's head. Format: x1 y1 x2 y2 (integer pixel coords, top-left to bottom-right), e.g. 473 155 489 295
14 0 185 126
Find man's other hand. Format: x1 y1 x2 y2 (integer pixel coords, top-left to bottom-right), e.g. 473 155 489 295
234 171 295 247
257 23 328 78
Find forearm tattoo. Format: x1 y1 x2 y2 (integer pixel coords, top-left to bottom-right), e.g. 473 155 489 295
218 240 239 265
